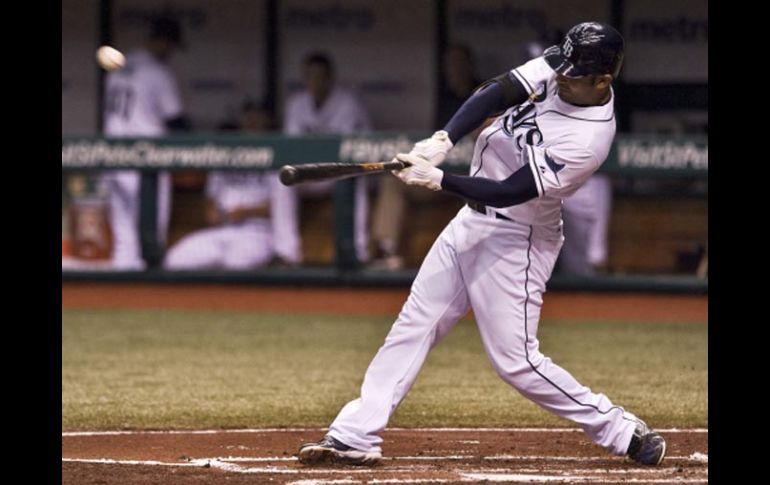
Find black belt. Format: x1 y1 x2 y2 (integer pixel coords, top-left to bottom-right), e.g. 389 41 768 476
467 201 514 222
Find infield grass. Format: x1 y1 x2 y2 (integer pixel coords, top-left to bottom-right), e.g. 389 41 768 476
62 310 707 430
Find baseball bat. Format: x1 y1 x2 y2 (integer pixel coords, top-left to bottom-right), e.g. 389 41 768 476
279 160 411 186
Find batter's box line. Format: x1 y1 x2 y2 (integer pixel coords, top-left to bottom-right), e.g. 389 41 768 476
63 458 709 483
199 453 707 464
63 453 708 469
63 457 708 485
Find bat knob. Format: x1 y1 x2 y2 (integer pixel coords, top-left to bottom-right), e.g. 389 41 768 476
279 166 298 186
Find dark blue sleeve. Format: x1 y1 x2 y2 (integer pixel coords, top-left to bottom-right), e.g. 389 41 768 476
444 72 529 144
441 165 539 208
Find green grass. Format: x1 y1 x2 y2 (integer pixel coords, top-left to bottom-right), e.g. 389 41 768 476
62 310 707 430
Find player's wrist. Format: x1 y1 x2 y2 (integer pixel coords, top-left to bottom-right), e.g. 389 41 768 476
427 166 444 191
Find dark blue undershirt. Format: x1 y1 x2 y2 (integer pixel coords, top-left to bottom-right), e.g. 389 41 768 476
444 82 507 144
442 168 538 208
439 74 539 208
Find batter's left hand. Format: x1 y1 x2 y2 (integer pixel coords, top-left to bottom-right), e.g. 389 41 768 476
394 153 444 191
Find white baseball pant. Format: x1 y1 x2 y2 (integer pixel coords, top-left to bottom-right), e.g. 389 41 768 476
327 206 638 456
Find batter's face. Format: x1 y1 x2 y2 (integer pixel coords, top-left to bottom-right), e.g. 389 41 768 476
555 74 612 106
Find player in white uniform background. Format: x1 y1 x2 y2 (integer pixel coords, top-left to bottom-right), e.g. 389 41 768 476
298 22 667 467
163 171 276 270
274 52 373 265
101 16 189 270
163 101 278 270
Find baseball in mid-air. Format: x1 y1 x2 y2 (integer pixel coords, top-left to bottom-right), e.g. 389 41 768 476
96 45 125 71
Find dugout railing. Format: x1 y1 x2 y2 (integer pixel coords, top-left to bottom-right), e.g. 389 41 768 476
61 133 708 294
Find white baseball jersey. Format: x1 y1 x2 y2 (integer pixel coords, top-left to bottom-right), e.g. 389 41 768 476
206 171 271 215
164 171 275 271
517 46 613 276
560 174 612 274
472 56 615 227
274 86 373 263
104 49 183 137
284 87 371 135
327 55 642 458
101 48 181 270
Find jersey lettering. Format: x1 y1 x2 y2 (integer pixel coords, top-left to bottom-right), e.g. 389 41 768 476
503 103 544 150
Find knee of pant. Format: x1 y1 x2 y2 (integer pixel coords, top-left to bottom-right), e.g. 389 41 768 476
491 350 546 387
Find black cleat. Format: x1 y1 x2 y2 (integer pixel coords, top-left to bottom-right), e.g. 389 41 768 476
627 421 667 466
297 435 382 466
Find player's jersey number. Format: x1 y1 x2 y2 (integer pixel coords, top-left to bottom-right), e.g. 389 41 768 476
105 86 136 120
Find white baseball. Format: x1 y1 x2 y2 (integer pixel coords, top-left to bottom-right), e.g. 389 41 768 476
96 45 125 71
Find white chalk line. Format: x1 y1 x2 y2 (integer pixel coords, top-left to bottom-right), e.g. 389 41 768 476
460 474 707 484
63 453 709 472
211 455 708 464
64 456 707 485
275 473 711 485
94 453 705 464
62 427 708 437
62 458 201 468
458 475 708 484
482 454 707 462
284 478 708 485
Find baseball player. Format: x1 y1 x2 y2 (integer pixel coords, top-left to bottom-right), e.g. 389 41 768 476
273 52 373 265
559 173 613 275
100 16 189 270
523 35 613 276
163 170 276 270
298 22 666 467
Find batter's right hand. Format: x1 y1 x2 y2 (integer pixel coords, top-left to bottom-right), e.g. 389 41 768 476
393 153 444 191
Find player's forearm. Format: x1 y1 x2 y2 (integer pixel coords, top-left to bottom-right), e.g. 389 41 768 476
441 168 538 208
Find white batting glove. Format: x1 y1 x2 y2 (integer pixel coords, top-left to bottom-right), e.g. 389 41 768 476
409 130 454 167
391 130 454 180
394 153 444 191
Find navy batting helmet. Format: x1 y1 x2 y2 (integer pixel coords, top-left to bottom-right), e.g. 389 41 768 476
543 22 624 78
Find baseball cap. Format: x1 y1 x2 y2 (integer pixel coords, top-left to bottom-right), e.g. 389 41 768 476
149 16 186 48
543 22 624 79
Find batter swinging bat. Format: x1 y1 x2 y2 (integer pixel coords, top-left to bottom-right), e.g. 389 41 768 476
279 160 412 186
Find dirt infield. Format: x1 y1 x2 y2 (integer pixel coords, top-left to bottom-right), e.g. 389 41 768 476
62 428 708 484
62 283 708 322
